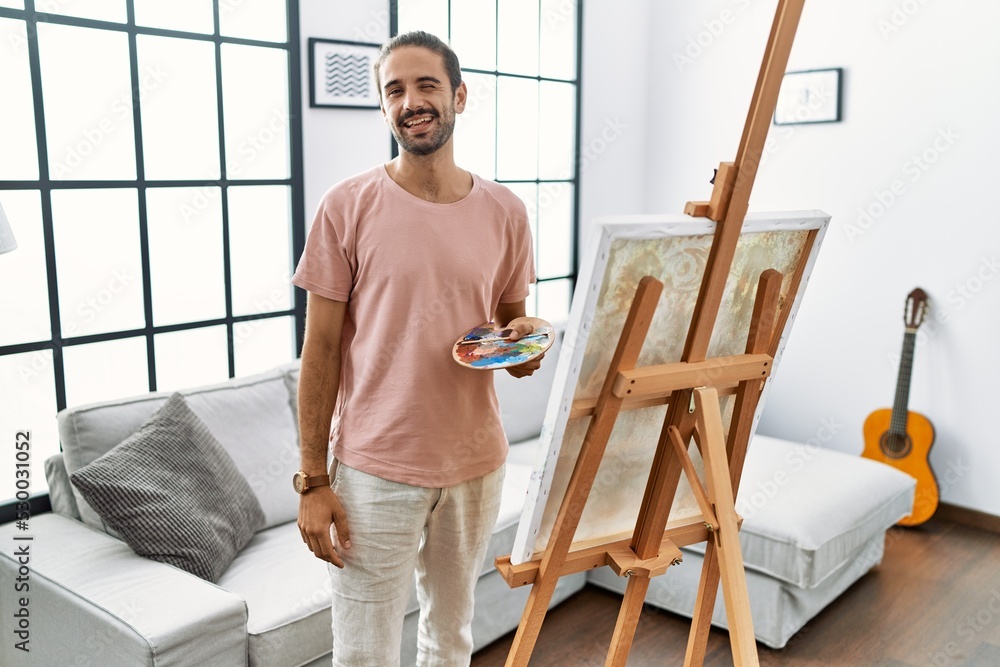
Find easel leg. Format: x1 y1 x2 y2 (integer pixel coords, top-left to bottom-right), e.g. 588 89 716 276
695 388 759 667
684 540 721 667
606 575 651 667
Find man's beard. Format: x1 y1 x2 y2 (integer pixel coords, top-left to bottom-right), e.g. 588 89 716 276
391 105 457 156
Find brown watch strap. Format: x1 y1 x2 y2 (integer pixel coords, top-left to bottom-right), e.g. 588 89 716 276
304 474 330 489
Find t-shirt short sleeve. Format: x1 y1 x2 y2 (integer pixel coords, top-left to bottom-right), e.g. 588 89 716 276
291 184 359 302
497 190 536 304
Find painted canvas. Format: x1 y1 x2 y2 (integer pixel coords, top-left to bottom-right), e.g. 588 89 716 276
510 211 829 565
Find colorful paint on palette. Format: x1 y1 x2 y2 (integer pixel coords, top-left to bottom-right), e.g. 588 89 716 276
453 325 554 370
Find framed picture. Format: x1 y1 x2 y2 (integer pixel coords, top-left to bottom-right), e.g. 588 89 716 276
308 38 381 109
773 68 842 125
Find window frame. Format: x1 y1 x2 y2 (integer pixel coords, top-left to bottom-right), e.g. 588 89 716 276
0 0 306 523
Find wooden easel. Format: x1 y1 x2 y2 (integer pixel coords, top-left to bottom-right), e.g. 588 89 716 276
494 1 809 665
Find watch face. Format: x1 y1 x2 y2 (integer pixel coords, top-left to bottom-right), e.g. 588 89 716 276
292 472 306 494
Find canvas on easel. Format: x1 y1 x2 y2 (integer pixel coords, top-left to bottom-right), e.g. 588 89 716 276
512 211 829 565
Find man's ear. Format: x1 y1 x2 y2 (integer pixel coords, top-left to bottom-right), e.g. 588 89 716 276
454 81 468 114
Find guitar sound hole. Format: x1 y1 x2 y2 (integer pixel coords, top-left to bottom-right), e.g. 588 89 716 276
879 432 912 459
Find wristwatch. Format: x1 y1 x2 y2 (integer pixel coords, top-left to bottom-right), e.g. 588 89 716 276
292 470 331 494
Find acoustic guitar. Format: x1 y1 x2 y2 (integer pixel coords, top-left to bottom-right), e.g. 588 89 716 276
862 288 939 526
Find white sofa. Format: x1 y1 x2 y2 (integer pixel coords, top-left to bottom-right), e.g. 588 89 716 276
0 324 915 664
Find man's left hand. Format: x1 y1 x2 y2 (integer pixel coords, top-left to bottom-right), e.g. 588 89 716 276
503 317 548 378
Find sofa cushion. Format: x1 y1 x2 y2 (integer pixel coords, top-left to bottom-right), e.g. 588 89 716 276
59 366 300 532
683 434 916 589
217 521 333 667
494 324 563 443
70 393 266 582
44 452 81 520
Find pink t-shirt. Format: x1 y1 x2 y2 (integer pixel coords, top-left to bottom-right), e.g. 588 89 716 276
292 165 536 487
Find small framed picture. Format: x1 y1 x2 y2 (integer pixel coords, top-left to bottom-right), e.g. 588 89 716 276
773 68 842 126
308 38 381 109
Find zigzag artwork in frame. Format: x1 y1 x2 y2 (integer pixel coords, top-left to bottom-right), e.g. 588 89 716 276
308 38 381 109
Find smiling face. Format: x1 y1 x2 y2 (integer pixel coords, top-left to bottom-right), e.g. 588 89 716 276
378 46 466 157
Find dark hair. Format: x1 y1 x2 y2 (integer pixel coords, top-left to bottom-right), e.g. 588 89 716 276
373 31 462 103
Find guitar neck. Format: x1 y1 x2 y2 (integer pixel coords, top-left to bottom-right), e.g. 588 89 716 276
890 330 917 435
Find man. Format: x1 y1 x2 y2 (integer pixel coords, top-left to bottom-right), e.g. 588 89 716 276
291 31 543 666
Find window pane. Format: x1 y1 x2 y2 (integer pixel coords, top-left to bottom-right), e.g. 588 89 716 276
0 351 59 500
397 0 449 39
146 187 225 326
220 0 287 43
228 185 292 317
154 326 229 392
496 77 538 180
537 182 573 279
451 1 496 71
234 315 294 378
455 72 496 180
221 44 290 180
46 0 126 23
540 0 576 80
37 24 136 181
504 182 538 272
538 81 575 180
0 191 50 346
62 337 149 406
51 189 145 338
537 278 571 321
0 20 38 179
137 35 220 180
0 1 24 9
498 0 539 76
135 0 214 34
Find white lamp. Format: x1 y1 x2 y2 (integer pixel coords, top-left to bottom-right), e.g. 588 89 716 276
0 201 17 255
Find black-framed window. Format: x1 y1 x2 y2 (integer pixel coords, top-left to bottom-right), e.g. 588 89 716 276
0 0 305 515
392 0 582 319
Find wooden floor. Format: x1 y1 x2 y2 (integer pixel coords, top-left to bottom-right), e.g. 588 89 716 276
471 518 1000 666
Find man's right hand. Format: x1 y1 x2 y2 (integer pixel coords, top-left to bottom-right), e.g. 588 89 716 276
298 486 352 568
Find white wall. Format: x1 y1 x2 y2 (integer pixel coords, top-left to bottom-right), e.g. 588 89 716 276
299 0 391 219
576 0 653 241
605 0 1000 515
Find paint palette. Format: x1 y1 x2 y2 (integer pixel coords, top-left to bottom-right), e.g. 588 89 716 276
452 321 554 370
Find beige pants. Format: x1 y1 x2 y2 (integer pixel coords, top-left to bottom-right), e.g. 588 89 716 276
328 461 505 667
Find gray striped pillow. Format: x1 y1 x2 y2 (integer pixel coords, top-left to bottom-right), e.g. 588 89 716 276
70 392 266 582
